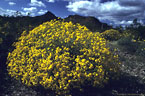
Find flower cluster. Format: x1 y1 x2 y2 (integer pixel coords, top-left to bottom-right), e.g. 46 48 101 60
7 20 120 95
101 29 122 41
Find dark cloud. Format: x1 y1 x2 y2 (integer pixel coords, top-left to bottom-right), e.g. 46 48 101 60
118 0 145 7
66 0 145 25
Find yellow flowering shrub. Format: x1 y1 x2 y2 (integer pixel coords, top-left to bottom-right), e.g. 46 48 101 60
122 29 137 39
0 37 2 44
101 29 122 41
7 20 120 95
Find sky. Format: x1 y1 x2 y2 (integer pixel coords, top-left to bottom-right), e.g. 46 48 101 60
0 0 145 26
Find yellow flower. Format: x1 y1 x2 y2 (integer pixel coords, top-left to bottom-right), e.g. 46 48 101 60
7 20 120 95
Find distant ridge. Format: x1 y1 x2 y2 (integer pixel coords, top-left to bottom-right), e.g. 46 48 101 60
0 11 58 26
0 11 112 32
64 15 112 32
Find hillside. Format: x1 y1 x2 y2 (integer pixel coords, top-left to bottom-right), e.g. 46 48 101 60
64 15 111 32
0 11 145 96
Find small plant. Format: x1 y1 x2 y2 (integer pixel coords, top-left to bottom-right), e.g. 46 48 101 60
7 20 120 95
101 29 122 41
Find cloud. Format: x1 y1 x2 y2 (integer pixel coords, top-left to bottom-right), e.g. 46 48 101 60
0 8 15 16
118 0 145 7
66 0 145 25
8 2 16 6
46 0 55 3
22 7 37 12
38 9 48 15
115 20 133 25
45 0 83 3
0 6 37 17
29 0 46 7
22 7 38 16
0 7 27 16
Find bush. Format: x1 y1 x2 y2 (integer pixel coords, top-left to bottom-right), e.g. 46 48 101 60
7 20 120 95
117 36 139 53
122 29 140 40
135 40 145 57
101 29 122 41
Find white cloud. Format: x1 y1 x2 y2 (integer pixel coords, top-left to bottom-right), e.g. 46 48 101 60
46 0 55 3
0 8 15 16
29 0 46 7
66 0 145 25
8 2 16 6
45 0 85 3
115 20 133 25
0 7 27 16
22 7 37 12
38 9 48 15
22 7 38 16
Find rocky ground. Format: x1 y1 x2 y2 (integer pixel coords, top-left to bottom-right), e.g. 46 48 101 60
0 46 145 96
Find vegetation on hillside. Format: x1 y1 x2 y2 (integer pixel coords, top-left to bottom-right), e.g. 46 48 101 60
0 11 145 95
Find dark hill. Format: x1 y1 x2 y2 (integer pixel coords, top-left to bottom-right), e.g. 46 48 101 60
31 11 58 25
64 15 112 32
0 12 112 33
0 11 58 26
